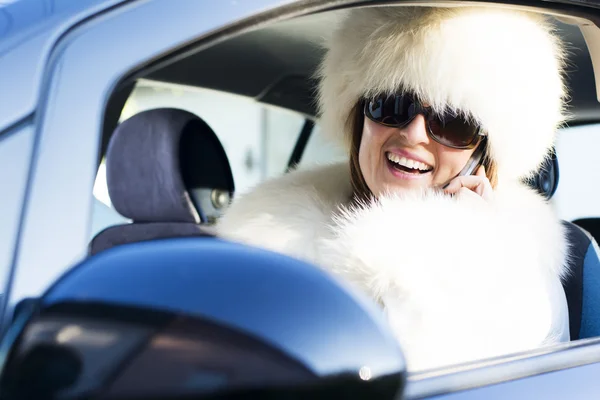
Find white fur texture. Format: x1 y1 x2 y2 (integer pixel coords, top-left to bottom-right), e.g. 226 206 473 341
316 6 568 183
217 162 569 372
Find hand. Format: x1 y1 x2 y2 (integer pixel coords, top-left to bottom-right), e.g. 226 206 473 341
443 165 494 202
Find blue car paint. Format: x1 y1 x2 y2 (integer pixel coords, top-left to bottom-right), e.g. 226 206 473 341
43 237 406 378
0 0 126 133
432 362 600 400
1 0 600 398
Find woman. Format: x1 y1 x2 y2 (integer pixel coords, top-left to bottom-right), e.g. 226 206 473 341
217 6 573 371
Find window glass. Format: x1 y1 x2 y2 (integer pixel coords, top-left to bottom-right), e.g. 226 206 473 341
553 123 600 222
263 107 305 178
299 124 347 168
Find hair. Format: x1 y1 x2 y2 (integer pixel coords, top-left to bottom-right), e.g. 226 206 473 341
347 102 498 203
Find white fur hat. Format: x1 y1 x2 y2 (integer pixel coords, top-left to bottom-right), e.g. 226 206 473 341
316 6 568 183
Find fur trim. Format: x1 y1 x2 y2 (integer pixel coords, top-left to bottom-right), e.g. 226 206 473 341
316 6 568 183
216 162 353 264
217 162 569 371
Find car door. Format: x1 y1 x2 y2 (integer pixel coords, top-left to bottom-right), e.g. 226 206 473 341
3 0 600 399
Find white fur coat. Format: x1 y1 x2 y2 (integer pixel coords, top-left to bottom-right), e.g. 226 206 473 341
216 162 570 372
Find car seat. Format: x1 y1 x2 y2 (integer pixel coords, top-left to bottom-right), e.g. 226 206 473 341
527 150 600 340
89 108 234 255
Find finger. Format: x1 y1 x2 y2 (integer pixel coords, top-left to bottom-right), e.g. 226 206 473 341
443 175 490 197
455 186 491 204
444 175 483 193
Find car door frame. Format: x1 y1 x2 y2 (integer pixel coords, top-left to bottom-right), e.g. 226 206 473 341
6 0 600 398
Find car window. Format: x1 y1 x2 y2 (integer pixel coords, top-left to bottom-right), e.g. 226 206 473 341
299 124 347 168
91 80 305 237
553 123 600 222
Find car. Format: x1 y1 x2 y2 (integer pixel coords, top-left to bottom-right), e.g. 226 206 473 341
2 0 600 398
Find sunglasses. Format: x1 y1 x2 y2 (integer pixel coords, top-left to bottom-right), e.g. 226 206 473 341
363 93 486 149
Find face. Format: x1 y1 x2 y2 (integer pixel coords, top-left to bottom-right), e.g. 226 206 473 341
359 115 477 197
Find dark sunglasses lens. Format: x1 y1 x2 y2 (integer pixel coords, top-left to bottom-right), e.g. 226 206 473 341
365 95 413 126
365 95 481 148
428 112 480 148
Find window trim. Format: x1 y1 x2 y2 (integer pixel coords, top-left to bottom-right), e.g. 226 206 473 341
0 123 35 331
405 337 600 398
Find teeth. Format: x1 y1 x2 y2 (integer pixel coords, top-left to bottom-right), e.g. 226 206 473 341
386 153 432 171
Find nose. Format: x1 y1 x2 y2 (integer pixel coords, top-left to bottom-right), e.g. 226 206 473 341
398 114 429 145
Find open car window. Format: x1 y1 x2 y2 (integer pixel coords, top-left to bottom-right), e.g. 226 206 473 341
553 123 600 222
299 124 347 168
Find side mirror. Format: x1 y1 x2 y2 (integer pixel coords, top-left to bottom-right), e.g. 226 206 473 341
0 238 406 399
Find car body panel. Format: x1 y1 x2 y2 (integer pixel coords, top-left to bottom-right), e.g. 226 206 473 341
2 0 600 398
0 0 126 133
0 124 34 317
403 336 600 398
428 362 600 399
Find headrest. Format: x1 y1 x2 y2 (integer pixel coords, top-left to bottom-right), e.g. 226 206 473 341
106 108 234 223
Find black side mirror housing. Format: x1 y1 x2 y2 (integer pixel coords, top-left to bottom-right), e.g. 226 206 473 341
0 238 406 400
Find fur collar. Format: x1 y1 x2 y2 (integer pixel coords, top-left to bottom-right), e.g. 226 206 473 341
216 162 570 372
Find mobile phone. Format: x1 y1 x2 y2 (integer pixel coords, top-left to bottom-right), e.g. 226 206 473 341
439 141 486 189
458 142 486 177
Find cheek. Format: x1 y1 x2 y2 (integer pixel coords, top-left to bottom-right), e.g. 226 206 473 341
435 146 476 177
361 120 389 153
358 132 373 177
359 121 388 171
363 118 390 139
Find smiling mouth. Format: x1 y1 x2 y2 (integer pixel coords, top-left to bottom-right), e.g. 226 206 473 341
386 152 433 174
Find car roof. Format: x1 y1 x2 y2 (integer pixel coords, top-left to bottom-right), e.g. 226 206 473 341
0 0 126 132
0 0 113 42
